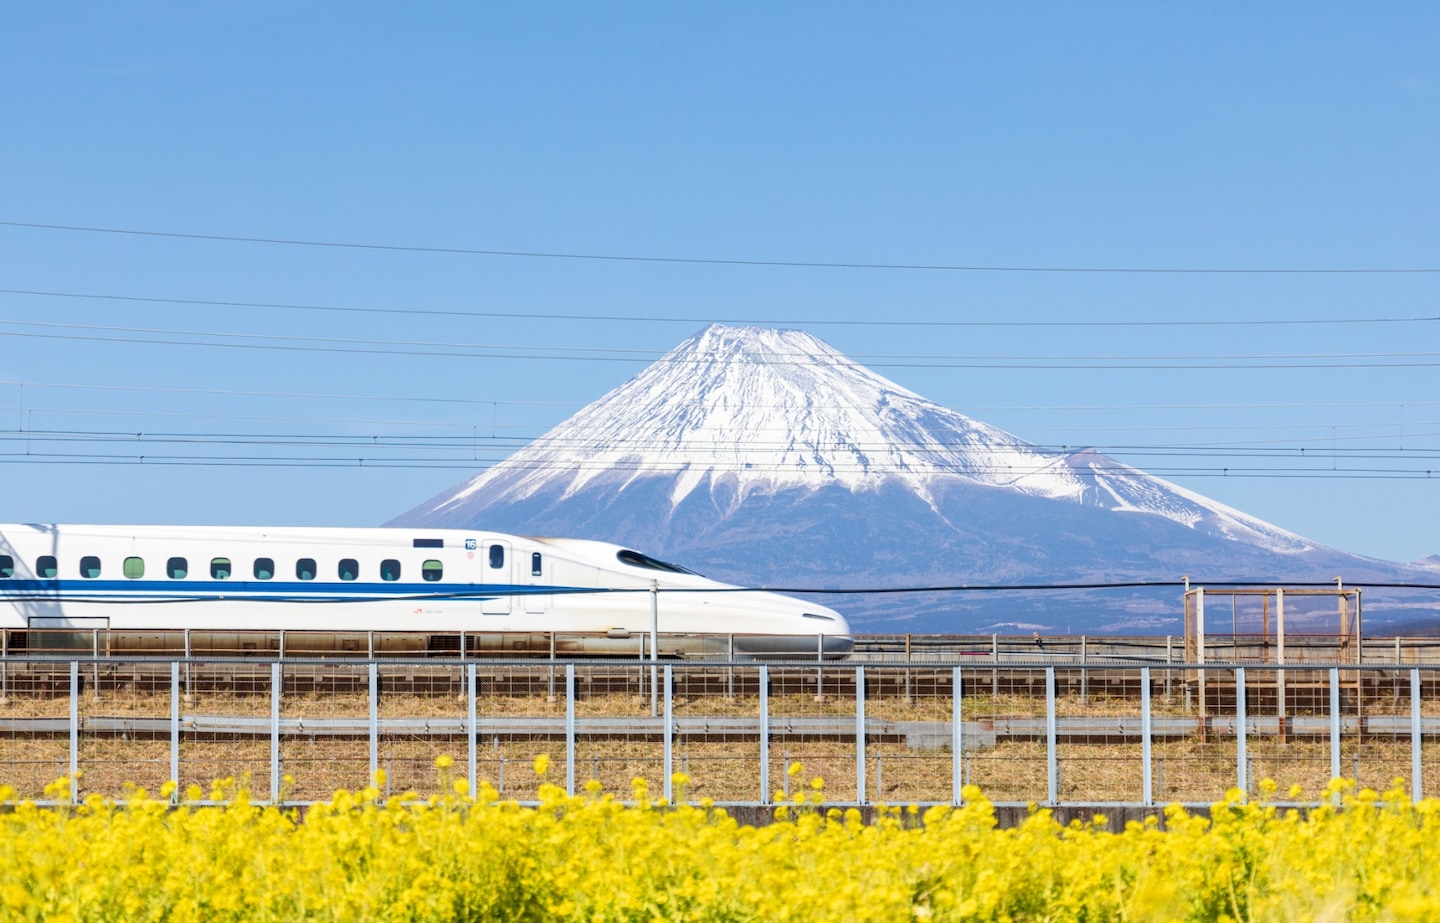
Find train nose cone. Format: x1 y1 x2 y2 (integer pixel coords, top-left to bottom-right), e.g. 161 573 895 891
804 606 853 659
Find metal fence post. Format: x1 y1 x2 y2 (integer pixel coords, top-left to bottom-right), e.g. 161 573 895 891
1045 667 1057 805
1236 667 1247 794
548 632 556 704
663 664 674 803
564 664 576 796
649 582 659 718
816 634 825 701
271 661 281 802
368 662 379 779
952 666 963 805
759 665 770 804
1276 589 1287 733
1141 666 1153 805
1412 667 1422 801
856 665 866 804
1330 667 1342 788
904 634 912 704
726 635 734 700
69 660 78 801
170 660 180 793
468 663 477 797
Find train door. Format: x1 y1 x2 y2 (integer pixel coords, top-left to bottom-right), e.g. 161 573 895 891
481 540 511 615
524 550 547 614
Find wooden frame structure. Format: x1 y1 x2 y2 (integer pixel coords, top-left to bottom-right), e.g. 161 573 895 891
1183 580 1363 667
1183 580 1362 742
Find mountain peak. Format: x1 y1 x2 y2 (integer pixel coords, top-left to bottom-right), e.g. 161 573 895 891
415 322 1050 514
399 325 1313 555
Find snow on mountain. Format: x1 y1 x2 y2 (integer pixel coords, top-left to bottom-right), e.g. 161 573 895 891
392 324 1434 632
409 325 1311 552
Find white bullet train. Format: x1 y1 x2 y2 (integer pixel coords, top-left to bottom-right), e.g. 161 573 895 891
0 524 853 658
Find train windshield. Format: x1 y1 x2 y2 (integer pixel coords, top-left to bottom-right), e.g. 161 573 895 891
616 549 701 576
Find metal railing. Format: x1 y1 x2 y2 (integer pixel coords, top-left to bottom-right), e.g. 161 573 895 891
12 627 1440 664
2 658 1439 808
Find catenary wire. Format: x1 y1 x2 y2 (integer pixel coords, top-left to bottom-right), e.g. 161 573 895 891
4 377 1437 415
7 317 1440 364
3 286 1438 328
3 326 1439 370
4 220 1439 274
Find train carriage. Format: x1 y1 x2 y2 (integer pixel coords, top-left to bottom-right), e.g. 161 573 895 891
0 524 853 658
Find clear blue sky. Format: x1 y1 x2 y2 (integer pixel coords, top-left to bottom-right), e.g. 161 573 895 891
1 3 1436 564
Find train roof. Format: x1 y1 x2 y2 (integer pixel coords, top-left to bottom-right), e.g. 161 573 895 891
0 523 544 543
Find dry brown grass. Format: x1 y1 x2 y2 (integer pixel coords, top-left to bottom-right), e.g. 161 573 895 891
1 678 1436 805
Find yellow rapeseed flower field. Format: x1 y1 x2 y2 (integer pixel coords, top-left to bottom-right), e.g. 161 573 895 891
1 765 1438 921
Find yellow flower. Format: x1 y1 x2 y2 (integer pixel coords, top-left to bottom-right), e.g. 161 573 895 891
533 754 550 776
3 883 28 910
787 761 803 778
434 754 454 770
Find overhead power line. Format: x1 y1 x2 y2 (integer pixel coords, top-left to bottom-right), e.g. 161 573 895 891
747 580 1440 594
1 448 1436 479
13 412 1438 441
4 220 1439 274
3 322 1440 369
4 377 1436 416
2 426 1437 456
3 287 1438 328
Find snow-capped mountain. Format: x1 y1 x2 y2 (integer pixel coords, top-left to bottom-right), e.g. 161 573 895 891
392 325 1434 632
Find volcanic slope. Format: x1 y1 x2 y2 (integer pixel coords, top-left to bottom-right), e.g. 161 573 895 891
392 324 1423 632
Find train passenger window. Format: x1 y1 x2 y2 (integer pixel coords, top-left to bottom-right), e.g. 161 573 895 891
167 557 188 579
380 559 401 581
338 558 358 581
37 556 58 579
211 558 231 579
253 558 275 580
531 552 542 577
80 556 102 578
422 560 443 582
296 558 316 581
0 555 12 577
124 557 145 579
488 544 504 569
